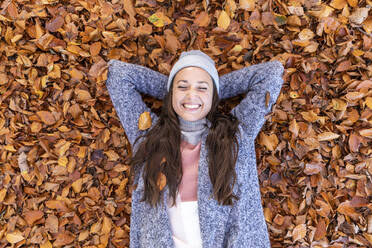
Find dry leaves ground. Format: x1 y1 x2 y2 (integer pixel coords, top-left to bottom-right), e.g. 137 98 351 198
0 0 371 247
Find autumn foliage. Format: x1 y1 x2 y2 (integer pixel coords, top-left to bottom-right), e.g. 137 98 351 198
0 0 371 247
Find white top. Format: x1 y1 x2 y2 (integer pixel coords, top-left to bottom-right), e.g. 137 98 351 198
167 192 203 248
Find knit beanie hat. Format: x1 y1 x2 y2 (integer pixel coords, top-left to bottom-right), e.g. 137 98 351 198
167 50 220 95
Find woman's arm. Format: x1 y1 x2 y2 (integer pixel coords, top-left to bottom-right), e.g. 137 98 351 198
219 61 284 139
106 59 168 146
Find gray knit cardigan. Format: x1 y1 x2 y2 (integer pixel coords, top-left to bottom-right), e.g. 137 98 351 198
106 58 284 248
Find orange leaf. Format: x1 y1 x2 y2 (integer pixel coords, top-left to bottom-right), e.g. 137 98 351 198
157 172 167 191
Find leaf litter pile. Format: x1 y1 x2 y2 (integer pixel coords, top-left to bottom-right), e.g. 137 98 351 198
0 0 371 247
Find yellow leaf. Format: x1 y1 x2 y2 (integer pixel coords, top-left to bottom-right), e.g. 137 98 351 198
40 240 53 248
58 156 68 167
138 111 152 130
365 97 372 109
217 10 231 29
231 45 242 53
6 231 24 243
148 12 172 27
332 98 347 111
352 49 364 57
5 144 16 152
318 132 340 141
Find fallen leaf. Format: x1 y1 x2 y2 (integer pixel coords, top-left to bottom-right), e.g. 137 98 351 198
138 111 152 130
217 10 231 29
23 210 44 225
37 111 56 125
6 230 24 244
318 132 340 141
292 224 306 242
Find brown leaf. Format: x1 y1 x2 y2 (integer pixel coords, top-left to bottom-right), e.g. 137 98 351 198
23 210 44 225
46 16 64 32
318 132 340 141
292 224 306 242
335 60 351 72
53 231 75 246
314 219 327 240
36 111 56 125
45 214 59 233
348 133 362 152
259 132 279 151
194 11 210 27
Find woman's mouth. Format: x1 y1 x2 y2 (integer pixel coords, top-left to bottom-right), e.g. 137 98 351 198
182 104 201 110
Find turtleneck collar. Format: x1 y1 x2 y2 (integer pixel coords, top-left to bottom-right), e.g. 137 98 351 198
178 116 211 145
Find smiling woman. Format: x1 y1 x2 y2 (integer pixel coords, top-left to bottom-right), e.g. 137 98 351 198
172 66 214 122
106 50 284 248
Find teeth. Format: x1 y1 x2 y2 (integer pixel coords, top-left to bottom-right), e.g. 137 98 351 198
183 104 200 109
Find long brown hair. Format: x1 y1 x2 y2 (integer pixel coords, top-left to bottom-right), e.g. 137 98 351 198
126 79 241 207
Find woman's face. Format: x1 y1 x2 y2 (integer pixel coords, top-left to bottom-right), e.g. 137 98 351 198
172 66 214 122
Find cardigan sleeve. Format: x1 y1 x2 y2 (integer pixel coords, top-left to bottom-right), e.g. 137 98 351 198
225 149 271 247
219 61 284 139
106 59 168 146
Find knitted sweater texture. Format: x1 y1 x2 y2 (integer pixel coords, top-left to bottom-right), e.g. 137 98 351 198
106 58 285 248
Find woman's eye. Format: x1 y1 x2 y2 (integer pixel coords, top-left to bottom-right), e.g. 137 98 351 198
178 86 186 89
199 87 207 90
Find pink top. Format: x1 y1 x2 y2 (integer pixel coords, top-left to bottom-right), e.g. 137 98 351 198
178 140 201 202
167 139 203 247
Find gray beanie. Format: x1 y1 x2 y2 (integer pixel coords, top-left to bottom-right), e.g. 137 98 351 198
167 50 219 95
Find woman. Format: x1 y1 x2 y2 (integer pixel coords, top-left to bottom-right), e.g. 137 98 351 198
106 50 284 247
